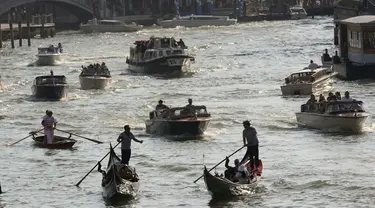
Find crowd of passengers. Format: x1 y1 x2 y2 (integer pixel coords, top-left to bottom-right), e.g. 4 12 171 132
134 37 186 55
80 62 110 76
303 91 363 113
40 43 63 53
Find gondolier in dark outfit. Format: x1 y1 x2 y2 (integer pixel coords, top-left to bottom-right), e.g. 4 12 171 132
240 120 259 171
117 125 143 165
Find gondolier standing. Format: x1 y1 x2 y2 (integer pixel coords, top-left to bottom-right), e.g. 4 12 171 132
240 120 259 171
41 110 57 144
117 125 143 165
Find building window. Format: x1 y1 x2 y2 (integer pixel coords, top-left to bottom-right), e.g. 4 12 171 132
364 32 375 49
348 30 362 49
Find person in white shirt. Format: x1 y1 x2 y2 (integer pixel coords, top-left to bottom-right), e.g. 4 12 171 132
117 125 143 165
308 60 319 69
235 164 250 184
41 110 57 144
341 91 353 101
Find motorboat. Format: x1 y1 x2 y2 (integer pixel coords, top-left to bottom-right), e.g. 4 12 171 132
36 45 63 66
157 15 237 28
280 67 337 96
79 64 111 90
145 105 211 136
32 72 68 100
80 18 143 33
203 160 263 196
101 144 139 200
295 100 369 132
126 36 195 74
289 6 308 20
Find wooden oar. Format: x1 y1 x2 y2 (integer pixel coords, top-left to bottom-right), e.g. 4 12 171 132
55 128 103 144
75 142 120 187
8 128 44 146
193 145 246 183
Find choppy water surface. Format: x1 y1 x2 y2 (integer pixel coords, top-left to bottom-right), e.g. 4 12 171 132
1 17 375 207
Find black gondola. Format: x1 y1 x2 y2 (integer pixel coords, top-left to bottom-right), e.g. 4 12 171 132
31 75 68 100
101 144 139 200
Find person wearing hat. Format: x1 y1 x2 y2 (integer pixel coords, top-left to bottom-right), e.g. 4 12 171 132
240 120 259 171
117 125 143 165
41 110 57 144
155 100 168 110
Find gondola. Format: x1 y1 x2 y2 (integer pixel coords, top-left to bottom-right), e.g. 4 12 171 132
32 134 77 149
203 160 263 196
101 144 139 200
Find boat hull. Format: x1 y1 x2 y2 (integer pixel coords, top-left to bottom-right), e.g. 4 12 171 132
280 72 336 96
79 76 111 90
157 19 236 28
32 85 68 100
80 25 142 33
127 55 194 74
102 178 139 200
36 54 62 66
145 119 210 136
295 112 368 132
203 166 260 196
32 136 77 149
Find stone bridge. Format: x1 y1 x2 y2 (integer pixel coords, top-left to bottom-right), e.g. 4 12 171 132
0 0 94 21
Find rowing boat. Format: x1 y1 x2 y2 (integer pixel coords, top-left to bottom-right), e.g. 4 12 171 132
203 160 263 196
102 144 139 200
32 135 77 149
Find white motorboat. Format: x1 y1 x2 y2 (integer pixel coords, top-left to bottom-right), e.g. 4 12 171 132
79 18 143 33
296 100 369 133
289 6 308 20
36 46 63 66
79 64 111 90
157 15 237 28
280 67 337 96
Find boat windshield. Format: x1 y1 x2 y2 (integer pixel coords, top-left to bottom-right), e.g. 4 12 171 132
155 105 210 120
35 76 67 85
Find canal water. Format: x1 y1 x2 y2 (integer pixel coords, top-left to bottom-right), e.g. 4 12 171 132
1 16 375 207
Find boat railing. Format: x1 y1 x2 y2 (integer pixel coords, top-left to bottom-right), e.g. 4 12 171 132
301 101 365 114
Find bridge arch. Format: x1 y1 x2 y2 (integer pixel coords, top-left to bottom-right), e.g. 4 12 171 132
0 0 93 22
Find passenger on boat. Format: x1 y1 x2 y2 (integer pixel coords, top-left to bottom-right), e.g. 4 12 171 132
41 110 57 144
318 94 325 102
224 157 240 182
327 92 334 102
156 100 169 110
308 60 319 70
341 91 353 101
306 94 317 104
178 39 186 48
240 120 259 171
235 164 250 184
117 125 143 165
57 43 63 53
47 45 55 53
323 49 332 61
335 92 341 100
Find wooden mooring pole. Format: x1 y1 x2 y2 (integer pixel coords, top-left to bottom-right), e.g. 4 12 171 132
41 15 45 39
0 24 2 48
9 20 15 49
27 20 31 46
18 21 22 47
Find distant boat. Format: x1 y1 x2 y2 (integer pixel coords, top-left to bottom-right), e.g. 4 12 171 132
145 105 211 136
80 18 143 33
36 46 63 66
79 65 112 90
32 73 68 100
157 15 237 28
126 36 195 74
289 6 308 20
32 135 77 149
280 67 336 96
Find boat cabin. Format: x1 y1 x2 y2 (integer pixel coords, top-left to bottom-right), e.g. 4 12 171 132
284 68 332 84
175 15 231 21
34 75 67 86
129 37 188 62
149 105 210 120
301 100 365 114
86 19 124 26
289 7 307 15
38 47 60 54
336 15 375 64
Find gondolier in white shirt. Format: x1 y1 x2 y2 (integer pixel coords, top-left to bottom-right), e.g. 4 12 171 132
41 110 57 144
240 120 259 171
117 125 143 165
